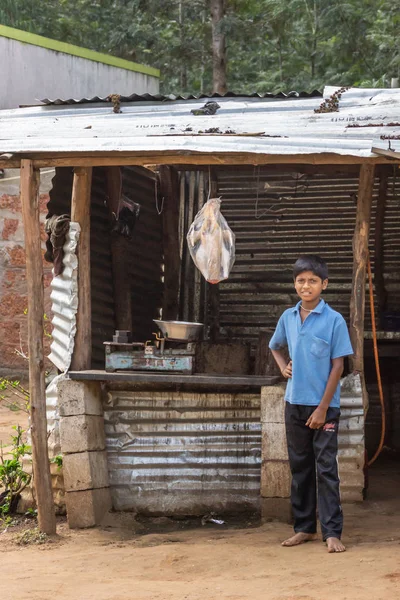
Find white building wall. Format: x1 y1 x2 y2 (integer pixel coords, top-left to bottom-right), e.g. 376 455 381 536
0 36 159 109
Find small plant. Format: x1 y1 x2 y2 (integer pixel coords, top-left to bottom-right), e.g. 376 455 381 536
0 514 18 528
51 455 63 470
15 527 49 546
0 378 30 413
0 426 32 516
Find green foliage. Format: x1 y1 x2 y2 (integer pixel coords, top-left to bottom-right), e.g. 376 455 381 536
0 1 398 93
51 455 63 470
0 377 30 413
0 426 32 516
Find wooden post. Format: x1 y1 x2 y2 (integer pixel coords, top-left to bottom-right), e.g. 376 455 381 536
71 167 93 370
20 159 56 535
350 164 375 373
159 166 181 320
374 170 389 321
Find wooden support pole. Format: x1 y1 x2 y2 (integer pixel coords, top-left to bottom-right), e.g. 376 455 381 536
374 171 389 320
159 166 181 320
350 164 375 373
20 159 56 535
71 167 93 370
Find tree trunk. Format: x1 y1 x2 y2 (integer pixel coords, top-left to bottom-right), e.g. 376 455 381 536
210 0 227 94
179 1 187 92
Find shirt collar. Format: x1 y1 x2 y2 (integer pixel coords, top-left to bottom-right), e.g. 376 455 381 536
292 299 325 314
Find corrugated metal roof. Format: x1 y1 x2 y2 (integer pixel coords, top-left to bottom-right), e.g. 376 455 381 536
40 90 322 105
0 87 399 158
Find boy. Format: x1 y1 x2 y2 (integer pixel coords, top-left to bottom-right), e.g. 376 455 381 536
269 255 353 553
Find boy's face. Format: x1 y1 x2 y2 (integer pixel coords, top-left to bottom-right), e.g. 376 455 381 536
294 270 328 303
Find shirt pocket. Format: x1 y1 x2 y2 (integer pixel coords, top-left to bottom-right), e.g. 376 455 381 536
310 335 330 359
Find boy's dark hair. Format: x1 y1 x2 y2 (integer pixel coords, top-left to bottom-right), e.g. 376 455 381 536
293 255 328 281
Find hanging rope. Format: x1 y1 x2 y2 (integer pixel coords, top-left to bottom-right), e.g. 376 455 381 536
367 253 386 466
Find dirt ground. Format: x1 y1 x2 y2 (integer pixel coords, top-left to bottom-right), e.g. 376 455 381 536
1 406 400 600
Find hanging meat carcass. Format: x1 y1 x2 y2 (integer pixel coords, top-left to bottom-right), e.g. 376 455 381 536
187 198 235 284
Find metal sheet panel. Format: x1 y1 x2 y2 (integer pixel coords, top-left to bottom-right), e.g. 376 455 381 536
0 87 399 157
104 390 261 514
338 374 365 502
48 223 79 371
214 167 364 346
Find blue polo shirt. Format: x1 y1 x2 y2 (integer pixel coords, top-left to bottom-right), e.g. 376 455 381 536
269 299 353 408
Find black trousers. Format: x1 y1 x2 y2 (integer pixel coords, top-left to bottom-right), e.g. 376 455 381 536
285 402 342 541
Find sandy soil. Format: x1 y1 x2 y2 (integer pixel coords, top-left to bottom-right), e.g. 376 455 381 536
0 500 399 600
1 403 400 600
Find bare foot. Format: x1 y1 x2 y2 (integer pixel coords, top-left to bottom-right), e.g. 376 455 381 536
281 532 317 547
326 537 346 553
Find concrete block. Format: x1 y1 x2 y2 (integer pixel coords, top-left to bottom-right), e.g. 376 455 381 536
58 380 102 417
261 384 286 423
60 414 105 454
63 451 109 492
262 422 289 461
261 497 292 523
261 460 291 498
66 487 112 528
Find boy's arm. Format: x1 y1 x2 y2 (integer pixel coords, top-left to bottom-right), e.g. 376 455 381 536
270 349 292 378
305 357 344 429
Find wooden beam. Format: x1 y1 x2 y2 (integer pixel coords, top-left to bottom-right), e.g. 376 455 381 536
71 167 93 370
349 164 375 374
159 166 181 320
371 147 400 160
20 159 56 535
1 152 398 171
374 172 389 320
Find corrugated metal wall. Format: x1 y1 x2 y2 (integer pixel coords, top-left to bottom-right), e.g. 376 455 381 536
90 169 115 367
103 389 261 515
47 165 163 368
216 166 372 342
177 166 396 344
122 167 163 343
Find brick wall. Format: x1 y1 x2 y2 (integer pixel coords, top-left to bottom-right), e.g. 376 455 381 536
0 169 54 375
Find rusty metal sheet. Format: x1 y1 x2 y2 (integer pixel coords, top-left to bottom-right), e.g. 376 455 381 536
103 390 261 514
